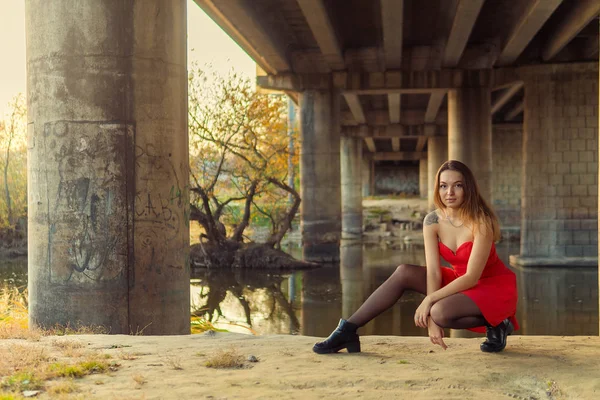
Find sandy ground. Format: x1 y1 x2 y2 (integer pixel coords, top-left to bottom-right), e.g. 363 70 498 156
3 333 599 399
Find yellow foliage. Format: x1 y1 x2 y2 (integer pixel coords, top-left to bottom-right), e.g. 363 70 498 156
0 93 27 231
188 64 299 235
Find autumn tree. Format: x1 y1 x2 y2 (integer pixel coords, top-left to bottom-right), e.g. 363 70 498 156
0 93 27 235
187 65 308 269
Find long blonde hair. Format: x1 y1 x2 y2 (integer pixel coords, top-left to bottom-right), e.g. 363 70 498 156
433 160 500 241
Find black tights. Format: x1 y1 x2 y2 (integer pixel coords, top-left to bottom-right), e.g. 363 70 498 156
346 264 487 329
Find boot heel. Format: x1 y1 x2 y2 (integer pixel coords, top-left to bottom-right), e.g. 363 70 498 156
346 342 361 353
506 321 514 336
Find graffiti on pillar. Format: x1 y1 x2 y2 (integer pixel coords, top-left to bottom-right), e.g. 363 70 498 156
132 138 189 282
44 121 133 284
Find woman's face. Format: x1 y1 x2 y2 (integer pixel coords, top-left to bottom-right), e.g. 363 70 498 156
439 170 465 209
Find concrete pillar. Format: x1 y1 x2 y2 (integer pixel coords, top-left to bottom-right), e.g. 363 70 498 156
26 0 190 334
370 161 376 195
340 241 364 319
510 63 598 265
419 159 428 198
341 137 363 239
362 154 372 197
427 136 448 210
447 88 493 201
492 125 523 228
300 267 342 337
299 90 342 262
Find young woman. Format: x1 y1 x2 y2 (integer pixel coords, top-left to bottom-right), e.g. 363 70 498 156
313 160 519 354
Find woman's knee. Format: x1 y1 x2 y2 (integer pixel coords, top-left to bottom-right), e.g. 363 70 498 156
430 303 451 328
394 263 411 276
393 264 426 292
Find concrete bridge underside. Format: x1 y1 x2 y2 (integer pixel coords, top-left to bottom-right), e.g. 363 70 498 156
25 0 599 333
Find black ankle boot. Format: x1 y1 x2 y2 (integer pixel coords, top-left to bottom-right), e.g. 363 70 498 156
480 318 514 353
312 319 361 354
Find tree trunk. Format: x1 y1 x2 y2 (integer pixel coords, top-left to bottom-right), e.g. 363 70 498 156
190 241 318 270
3 144 12 226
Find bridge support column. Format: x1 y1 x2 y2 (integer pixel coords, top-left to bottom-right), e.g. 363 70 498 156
26 0 190 334
419 159 428 198
340 241 364 320
299 90 342 262
362 154 373 197
341 137 363 239
511 63 598 267
448 87 493 202
427 136 448 210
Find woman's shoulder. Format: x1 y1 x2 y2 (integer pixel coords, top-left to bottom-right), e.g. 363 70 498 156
423 209 441 227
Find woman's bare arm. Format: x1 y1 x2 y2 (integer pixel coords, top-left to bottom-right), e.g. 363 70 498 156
423 211 442 295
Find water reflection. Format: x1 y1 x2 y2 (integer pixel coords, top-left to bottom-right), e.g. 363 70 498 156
190 241 598 337
1 241 598 336
0 257 27 289
190 269 301 335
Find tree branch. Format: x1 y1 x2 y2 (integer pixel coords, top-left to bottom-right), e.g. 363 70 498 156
264 178 301 248
231 180 259 242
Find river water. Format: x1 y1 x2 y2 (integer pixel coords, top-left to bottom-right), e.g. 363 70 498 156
2 241 598 337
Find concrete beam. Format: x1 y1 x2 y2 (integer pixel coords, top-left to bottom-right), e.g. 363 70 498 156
504 100 524 121
341 109 448 126
343 94 366 124
297 0 345 70
492 67 522 91
425 92 446 123
443 0 485 66
381 0 404 69
391 138 401 152
194 0 291 74
257 69 499 92
388 93 401 123
542 0 600 61
342 124 443 138
583 35 599 59
339 69 495 93
496 0 563 66
491 82 523 115
373 151 427 161
343 45 442 72
364 138 376 152
415 136 428 152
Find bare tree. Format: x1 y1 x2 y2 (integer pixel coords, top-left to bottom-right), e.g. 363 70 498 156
187 66 308 269
0 94 26 230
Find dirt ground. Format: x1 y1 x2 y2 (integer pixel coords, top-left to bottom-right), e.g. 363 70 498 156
2 332 599 399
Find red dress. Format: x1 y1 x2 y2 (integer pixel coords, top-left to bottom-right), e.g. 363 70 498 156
438 241 519 333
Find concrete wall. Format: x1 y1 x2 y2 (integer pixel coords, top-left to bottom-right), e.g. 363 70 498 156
492 124 523 227
520 63 598 259
374 165 419 195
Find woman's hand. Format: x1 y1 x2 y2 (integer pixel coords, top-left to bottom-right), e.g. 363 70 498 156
414 296 433 328
428 319 448 350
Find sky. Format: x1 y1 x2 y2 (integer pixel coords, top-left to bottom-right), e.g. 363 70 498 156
0 0 256 118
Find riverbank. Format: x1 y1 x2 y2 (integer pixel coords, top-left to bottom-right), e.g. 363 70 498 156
1 332 598 399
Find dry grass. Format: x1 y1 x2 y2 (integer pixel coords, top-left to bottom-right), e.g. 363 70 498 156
0 286 42 341
119 350 139 361
46 380 78 395
0 287 120 397
164 354 184 370
132 374 147 387
0 285 106 339
204 348 245 369
0 344 49 378
51 339 86 358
